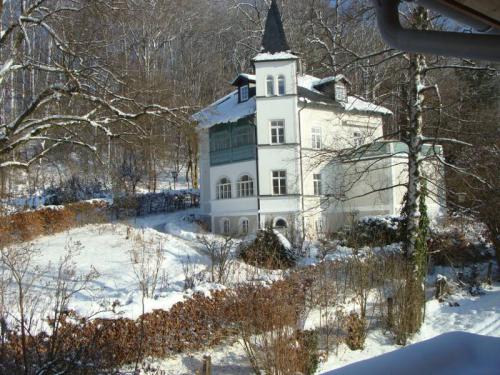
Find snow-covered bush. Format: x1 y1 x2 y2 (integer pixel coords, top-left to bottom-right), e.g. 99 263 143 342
44 176 106 205
238 227 296 269
348 215 403 247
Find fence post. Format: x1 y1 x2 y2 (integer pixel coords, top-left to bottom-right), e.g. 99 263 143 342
387 297 394 330
435 276 447 300
202 355 212 375
487 261 493 285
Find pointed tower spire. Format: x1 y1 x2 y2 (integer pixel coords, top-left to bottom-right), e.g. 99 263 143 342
261 0 290 53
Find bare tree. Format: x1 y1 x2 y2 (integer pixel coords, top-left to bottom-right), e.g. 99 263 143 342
198 234 234 284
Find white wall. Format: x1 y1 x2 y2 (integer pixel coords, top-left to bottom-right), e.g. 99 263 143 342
299 106 384 150
209 159 258 216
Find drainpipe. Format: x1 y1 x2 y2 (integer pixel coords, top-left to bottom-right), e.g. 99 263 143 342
254 118 262 230
372 0 500 62
298 99 307 239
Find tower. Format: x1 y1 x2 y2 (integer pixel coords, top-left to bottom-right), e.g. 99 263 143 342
253 0 302 231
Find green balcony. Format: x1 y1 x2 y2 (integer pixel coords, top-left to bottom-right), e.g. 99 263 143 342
210 144 256 166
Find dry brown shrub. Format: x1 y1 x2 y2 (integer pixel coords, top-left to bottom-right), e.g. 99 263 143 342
344 312 366 350
10 211 44 242
38 208 76 234
0 202 109 249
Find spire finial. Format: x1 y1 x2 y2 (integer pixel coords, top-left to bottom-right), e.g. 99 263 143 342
261 0 290 53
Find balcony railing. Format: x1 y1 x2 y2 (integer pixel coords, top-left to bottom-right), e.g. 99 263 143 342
210 144 256 166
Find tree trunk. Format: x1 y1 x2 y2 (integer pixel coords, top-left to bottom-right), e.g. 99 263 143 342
399 6 430 344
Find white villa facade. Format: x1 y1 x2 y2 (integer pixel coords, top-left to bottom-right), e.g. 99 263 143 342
193 1 445 238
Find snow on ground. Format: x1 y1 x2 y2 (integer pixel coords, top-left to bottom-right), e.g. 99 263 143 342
6 208 499 374
121 282 500 374
325 332 500 375
22 208 281 321
317 283 500 373
29 209 210 319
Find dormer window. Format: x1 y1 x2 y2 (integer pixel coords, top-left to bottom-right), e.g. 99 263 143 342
278 75 286 96
240 85 249 102
335 82 347 102
266 75 275 96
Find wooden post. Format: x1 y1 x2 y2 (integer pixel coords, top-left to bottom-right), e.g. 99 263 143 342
387 297 394 329
487 262 493 285
202 355 212 375
435 276 447 300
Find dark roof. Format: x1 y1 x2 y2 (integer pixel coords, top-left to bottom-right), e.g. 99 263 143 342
298 86 337 106
261 0 290 53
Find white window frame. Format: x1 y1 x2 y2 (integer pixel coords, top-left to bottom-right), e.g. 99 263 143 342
312 127 322 150
240 218 249 235
335 82 347 102
353 131 363 148
222 218 231 235
315 219 324 234
237 175 254 197
216 178 232 200
272 170 287 195
270 120 285 144
240 85 249 102
278 75 286 96
313 174 322 196
266 75 275 96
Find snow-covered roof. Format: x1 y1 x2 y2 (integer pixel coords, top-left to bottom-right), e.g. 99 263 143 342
193 73 392 129
193 91 256 129
315 74 351 87
298 75 392 115
253 52 298 62
231 73 256 86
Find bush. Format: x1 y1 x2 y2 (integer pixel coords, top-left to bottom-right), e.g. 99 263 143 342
344 312 366 350
0 202 109 248
44 176 106 205
348 215 403 247
429 228 492 266
239 227 295 269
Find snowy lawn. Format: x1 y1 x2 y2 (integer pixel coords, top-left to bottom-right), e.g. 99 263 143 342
6 210 499 374
21 208 281 320
317 283 500 373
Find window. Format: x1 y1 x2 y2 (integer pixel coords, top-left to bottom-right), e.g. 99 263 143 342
315 219 323 234
312 127 322 149
313 174 322 195
241 218 249 235
271 120 285 144
237 175 254 197
278 75 286 96
353 131 363 148
335 83 347 102
272 171 287 195
210 131 231 152
222 218 231 235
233 126 255 147
240 85 249 102
275 218 287 229
216 177 232 199
266 75 275 96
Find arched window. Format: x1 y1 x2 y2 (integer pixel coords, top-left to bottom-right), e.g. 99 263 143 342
240 218 249 235
278 75 286 96
274 218 287 229
237 175 254 197
222 218 231 234
216 177 232 200
266 75 275 96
